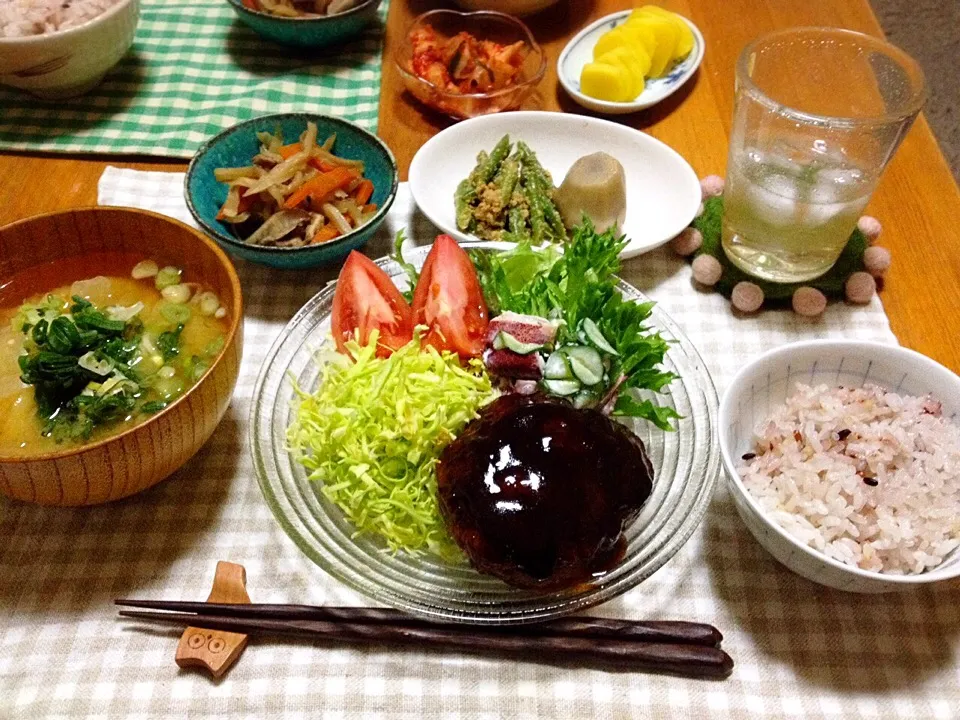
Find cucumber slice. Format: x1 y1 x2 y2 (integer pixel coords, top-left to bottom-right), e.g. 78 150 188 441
572 389 599 409
565 345 604 386
542 378 581 396
493 331 544 355
580 318 618 355
543 351 573 380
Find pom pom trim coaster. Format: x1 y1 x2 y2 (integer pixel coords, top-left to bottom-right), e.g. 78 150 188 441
670 176 891 317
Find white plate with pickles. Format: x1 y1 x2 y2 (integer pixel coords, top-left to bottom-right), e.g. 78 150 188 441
557 7 704 114
408 111 701 259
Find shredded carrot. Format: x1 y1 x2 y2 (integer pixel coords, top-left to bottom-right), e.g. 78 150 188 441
277 142 302 160
284 166 358 210
242 0 257 8
362 203 378 213
353 179 374 206
310 224 340 244
308 158 336 172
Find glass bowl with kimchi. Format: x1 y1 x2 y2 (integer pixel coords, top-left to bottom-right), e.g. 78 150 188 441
395 9 546 120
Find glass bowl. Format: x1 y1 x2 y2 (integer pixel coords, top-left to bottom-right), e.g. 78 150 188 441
394 9 546 120
452 0 562 17
251 242 720 624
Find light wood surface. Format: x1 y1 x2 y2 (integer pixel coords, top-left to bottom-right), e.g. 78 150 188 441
0 0 958 373
0 208 244 505
176 561 251 678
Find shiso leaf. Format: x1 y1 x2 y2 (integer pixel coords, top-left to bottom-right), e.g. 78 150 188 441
286 329 499 559
469 220 678 427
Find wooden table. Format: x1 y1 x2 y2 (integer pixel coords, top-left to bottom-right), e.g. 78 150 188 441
2 0 958 373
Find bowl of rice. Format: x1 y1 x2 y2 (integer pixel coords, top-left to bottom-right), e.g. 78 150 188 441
719 340 960 593
0 0 139 98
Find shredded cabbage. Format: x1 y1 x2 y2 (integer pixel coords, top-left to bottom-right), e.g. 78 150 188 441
287 330 498 559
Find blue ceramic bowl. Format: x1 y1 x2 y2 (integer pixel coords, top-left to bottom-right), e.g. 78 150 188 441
185 113 398 270
225 0 381 49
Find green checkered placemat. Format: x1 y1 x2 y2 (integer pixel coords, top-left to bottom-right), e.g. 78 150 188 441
0 0 389 158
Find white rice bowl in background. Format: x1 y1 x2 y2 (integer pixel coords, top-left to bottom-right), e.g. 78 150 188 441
0 0 138 98
719 340 960 593
0 0 122 37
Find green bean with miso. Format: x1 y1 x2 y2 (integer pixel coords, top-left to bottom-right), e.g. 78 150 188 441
453 135 567 243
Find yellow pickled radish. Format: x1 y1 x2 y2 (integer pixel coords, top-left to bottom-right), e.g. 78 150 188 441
672 20 694 59
622 18 658 58
628 41 653 77
610 28 653 76
593 26 631 60
632 6 694 59
634 15 679 77
580 61 632 102
597 48 646 99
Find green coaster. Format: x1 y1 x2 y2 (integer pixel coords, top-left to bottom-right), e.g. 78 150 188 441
689 195 870 305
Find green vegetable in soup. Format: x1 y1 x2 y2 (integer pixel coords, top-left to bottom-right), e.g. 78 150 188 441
157 324 184 361
13 264 227 444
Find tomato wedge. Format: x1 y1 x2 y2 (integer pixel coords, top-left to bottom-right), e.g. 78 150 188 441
331 251 414 358
411 235 489 358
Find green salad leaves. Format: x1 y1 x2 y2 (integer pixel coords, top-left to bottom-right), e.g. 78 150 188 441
470 221 680 429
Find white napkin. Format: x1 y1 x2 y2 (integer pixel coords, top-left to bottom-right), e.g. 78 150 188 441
0 167 922 720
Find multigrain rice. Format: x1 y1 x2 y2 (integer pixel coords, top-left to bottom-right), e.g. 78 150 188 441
0 0 121 38
738 383 960 575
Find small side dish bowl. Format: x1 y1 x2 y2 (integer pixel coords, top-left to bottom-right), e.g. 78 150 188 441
719 340 960 593
557 10 704 115
395 9 546 120
0 207 243 506
0 0 139 99
186 113 398 270
224 0 381 49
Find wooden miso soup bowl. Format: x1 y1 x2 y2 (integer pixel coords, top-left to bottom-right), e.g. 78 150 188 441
0 208 244 506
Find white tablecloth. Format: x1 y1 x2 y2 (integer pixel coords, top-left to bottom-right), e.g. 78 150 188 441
1 168 956 719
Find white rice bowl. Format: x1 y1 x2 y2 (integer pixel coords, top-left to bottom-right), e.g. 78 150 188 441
0 0 121 37
738 383 960 576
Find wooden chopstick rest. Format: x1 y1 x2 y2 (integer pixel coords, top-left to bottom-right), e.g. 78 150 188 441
174 561 250 678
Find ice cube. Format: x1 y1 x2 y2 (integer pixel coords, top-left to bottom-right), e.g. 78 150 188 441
745 175 800 226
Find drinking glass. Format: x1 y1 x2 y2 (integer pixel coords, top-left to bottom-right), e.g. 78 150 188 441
722 28 925 282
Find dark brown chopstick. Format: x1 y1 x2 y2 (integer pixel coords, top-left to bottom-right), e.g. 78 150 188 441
114 600 722 647
118 609 733 679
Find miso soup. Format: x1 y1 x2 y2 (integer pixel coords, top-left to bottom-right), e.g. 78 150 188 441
0 252 230 457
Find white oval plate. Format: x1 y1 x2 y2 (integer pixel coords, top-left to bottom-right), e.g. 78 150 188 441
408 111 701 258
557 10 704 115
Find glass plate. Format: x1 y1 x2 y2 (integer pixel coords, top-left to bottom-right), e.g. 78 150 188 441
251 242 720 624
